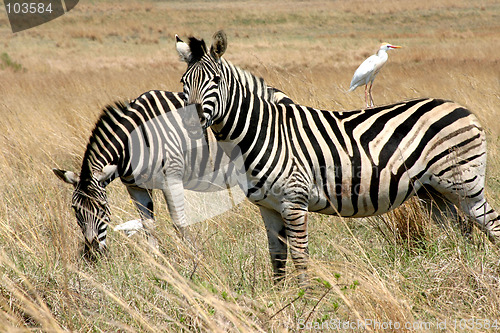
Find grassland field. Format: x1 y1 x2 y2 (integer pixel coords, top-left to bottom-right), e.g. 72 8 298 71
1 0 500 331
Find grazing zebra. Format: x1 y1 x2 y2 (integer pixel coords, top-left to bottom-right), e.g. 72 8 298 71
176 31 500 283
54 88 292 259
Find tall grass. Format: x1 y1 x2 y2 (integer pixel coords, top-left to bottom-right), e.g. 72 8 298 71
1 0 500 331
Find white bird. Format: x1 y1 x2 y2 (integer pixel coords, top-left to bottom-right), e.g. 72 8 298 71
114 219 144 237
349 43 401 108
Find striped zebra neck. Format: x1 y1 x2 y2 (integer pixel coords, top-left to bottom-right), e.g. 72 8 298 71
223 60 275 101
80 90 188 189
178 32 500 282
79 103 128 187
213 59 279 139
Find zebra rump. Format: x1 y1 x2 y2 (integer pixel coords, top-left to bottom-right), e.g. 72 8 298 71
177 31 500 283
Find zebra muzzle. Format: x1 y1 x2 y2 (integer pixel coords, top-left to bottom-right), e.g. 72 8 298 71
82 238 107 261
195 104 212 130
195 103 204 118
182 104 205 140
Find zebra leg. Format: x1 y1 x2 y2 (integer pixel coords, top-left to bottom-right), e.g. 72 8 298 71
460 195 500 243
126 185 154 220
259 206 288 283
416 185 473 237
281 201 309 286
428 177 500 243
423 118 500 242
126 186 158 249
162 177 190 240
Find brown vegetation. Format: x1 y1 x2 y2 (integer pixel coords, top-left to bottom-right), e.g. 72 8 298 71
1 0 500 331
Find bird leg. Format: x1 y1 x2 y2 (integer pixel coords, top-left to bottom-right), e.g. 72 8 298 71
364 85 369 108
368 82 375 108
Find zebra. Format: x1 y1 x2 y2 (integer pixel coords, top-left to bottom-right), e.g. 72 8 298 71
176 31 500 283
54 88 293 259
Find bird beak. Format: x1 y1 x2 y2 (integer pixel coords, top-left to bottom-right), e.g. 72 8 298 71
390 45 402 49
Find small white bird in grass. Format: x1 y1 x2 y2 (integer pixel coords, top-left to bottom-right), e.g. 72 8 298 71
114 219 144 237
349 43 401 108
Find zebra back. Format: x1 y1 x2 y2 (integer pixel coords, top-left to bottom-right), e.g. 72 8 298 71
177 32 500 283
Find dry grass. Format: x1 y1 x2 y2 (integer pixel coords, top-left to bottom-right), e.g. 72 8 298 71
1 0 500 331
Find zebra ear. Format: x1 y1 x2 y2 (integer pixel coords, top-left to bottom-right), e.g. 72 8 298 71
53 168 80 186
176 34 192 63
94 165 118 183
210 30 227 60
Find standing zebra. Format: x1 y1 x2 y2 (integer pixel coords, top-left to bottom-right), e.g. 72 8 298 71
54 88 292 259
177 31 500 283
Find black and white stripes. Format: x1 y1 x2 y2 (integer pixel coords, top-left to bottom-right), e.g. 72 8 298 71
54 87 291 258
177 31 500 282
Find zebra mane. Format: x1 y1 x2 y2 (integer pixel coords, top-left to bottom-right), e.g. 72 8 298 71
80 101 130 183
223 59 279 102
186 35 284 103
188 37 208 64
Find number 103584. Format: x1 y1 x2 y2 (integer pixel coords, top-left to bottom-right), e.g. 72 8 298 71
5 2 54 14
453 319 499 330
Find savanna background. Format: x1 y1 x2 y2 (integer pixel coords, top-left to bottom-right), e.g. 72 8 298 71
1 0 500 331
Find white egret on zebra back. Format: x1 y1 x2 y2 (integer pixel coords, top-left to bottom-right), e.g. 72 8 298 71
177 31 500 285
53 88 292 260
349 43 401 108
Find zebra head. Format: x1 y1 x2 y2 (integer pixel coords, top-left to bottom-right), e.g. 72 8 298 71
53 165 117 260
176 31 228 130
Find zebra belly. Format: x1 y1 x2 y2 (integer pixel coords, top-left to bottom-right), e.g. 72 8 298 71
308 180 424 218
126 168 169 189
307 160 430 218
